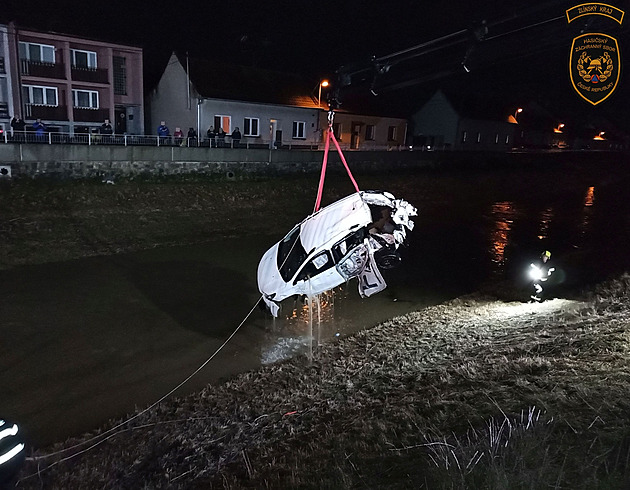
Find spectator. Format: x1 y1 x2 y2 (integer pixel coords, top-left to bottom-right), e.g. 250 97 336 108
217 128 226 147
157 120 170 145
231 127 242 148
187 127 197 147
206 125 215 147
100 118 114 144
100 119 114 135
32 118 47 142
10 115 26 142
174 127 184 146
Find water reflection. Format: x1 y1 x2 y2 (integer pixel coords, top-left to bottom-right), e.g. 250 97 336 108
489 201 516 266
580 186 595 240
537 207 554 240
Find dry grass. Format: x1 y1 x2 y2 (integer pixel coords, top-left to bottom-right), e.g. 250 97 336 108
16 276 630 489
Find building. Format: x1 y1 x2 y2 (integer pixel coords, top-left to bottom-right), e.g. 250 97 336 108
147 53 408 150
148 52 320 148
410 89 516 151
0 25 15 135
4 23 144 135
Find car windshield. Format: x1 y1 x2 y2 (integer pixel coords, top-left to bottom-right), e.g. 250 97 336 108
277 226 309 282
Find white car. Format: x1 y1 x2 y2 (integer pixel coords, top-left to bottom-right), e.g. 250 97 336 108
257 191 417 316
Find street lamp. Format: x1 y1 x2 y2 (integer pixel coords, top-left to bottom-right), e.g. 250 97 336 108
554 123 565 133
318 80 329 107
508 108 523 124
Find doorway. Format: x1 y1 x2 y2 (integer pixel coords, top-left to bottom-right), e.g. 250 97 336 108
115 106 126 134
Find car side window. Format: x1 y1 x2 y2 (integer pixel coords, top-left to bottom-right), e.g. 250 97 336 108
278 226 309 282
293 251 334 284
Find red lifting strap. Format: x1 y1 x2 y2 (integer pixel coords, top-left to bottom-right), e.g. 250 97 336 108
313 124 361 213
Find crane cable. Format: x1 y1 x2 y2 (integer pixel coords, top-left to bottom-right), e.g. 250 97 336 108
19 295 263 481
313 110 361 213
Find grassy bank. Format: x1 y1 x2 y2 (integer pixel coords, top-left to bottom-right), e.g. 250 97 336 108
15 274 630 489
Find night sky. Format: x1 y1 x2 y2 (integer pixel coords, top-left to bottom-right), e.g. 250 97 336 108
2 1 629 123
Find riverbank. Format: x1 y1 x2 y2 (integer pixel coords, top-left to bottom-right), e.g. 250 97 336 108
5 168 630 487
16 274 630 489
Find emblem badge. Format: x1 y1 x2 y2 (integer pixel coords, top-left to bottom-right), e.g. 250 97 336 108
569 33 621 105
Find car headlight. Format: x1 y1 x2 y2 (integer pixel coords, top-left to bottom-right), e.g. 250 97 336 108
337 246 368 279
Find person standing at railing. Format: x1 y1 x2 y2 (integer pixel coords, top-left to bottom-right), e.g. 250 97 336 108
187 127 197 147
157 120 170 145
174 127 184 146
32 118 47 143
231 127 242 148
206 125 215 147
217 127 226 148
100 118 114 144
10 115 26 142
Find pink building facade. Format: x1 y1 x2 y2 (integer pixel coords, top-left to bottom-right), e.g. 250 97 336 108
5 23 144 135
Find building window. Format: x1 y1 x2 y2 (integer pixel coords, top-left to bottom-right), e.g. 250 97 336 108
365 125 375 140
22 85 58 106
214 115 231 134
113 56 127 95
387 126 397 141
71 49 97 69
0 57 5 74
332 123 341 140
244 117 259 136
72 89 99 109
19 42 55 63
292 121 306 139
476 132 482 143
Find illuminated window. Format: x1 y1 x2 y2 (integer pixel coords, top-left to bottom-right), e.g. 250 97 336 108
462 131 467 142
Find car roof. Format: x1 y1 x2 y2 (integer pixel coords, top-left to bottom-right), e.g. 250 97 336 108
300 193 372 252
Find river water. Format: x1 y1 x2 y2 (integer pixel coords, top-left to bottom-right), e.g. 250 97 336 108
3 158 630 447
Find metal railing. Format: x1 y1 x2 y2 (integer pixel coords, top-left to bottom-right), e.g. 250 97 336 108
0 130 408 151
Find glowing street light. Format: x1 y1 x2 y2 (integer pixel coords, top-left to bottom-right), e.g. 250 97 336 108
554 123 565 133
593 131 606 140
318 80 329 107
508 108 523 124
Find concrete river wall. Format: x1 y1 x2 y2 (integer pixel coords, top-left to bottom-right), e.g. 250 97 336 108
0 143 624 180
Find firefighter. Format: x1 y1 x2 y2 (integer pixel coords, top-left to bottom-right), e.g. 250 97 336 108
529 250 555 302
0 418 26 489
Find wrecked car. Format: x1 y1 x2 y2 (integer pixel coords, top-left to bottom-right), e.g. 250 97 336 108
257 191 417 316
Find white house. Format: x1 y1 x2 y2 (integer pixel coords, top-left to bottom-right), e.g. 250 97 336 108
147 53 322 148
